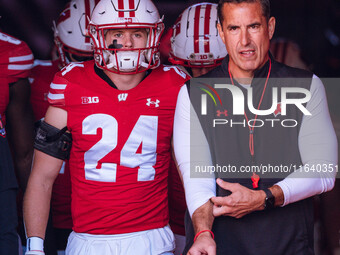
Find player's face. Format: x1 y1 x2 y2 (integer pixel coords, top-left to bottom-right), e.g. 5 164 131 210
105 28 148 49
217 2 275 78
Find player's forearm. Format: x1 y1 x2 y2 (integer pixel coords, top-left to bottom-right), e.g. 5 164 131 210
23 176 53 239
192 200 214 234
24 151 62 239
6 79 35 191
13 150 33 191
6 117 34 191
16 106 35 191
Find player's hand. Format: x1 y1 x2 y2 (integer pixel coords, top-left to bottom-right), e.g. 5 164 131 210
187 231 216 255
25 251 45 255
211 178 266 218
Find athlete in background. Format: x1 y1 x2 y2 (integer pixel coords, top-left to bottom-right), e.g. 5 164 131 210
0 31 34 255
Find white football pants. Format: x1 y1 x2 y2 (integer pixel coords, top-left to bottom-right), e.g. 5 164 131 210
65 225 175 255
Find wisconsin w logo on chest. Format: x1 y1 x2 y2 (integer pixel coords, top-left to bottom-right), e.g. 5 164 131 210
118 93 128 102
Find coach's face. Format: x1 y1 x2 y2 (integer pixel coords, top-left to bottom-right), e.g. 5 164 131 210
217 1 275 78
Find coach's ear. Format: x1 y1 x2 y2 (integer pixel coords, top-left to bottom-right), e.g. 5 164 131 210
268 17 276 40
217 23 226 46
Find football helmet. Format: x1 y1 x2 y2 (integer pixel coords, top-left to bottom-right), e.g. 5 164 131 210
169 3 227 68
53 0 97 67
88 0 164 74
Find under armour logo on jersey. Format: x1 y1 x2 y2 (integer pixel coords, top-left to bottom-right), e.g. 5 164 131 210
216 110 228 117
146 98 160 107
273 103 281 117
82 97 99 104
118 93 128 102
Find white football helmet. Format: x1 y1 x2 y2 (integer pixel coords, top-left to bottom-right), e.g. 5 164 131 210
88 0 164 74
53 0 97 67
169 3 227 68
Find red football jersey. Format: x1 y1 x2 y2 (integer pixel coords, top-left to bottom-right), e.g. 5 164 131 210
48 61 190 234
29 59 73 229
29 60 60 121
0 32 33 126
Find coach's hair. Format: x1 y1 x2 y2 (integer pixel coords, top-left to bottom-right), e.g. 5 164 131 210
218 0 271 24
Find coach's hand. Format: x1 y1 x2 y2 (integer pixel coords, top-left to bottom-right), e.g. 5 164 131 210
211 178 266 218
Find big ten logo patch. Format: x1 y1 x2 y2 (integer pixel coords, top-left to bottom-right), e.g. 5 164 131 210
82 96 99 104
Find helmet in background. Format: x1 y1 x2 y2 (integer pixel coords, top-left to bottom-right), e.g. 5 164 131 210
169 3 227 68
54 0 98 67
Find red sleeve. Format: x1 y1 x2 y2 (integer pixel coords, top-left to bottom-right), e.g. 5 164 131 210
47 72 68 109
6 38 34 83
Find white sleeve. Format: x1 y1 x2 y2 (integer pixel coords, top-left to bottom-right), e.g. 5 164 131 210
173 85 216 217
276 75 337 206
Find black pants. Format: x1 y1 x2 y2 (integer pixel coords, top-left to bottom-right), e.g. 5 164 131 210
0 188 19 255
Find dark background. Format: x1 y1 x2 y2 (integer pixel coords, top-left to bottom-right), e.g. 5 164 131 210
0 0 339 77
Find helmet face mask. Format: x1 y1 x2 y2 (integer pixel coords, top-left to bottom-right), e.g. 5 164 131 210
89 0 164 74
54 0 96 67
169 3 228 69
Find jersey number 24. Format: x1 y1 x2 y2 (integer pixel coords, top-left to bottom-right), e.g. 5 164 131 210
82 114 158 182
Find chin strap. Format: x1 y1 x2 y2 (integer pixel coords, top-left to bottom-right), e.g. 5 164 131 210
106 50 148 72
